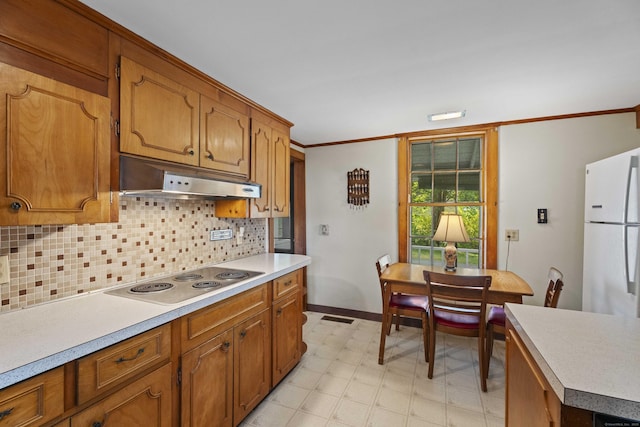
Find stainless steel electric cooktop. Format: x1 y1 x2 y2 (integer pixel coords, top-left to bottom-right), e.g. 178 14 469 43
105 266 264 305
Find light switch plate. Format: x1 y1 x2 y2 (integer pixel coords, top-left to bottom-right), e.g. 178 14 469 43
0 255 9 284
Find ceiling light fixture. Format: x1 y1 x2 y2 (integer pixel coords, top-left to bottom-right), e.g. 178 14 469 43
428 110 466 122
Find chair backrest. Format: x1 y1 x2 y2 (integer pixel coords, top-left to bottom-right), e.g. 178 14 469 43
544 267 564 308
376 254 391 279
375 254 391 296
423 270 492 327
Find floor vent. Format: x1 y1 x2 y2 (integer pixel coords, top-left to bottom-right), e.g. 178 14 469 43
321 315 354 324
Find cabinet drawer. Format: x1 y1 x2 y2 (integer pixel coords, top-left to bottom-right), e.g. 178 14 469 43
76 323 171 405
0 367 64 427
181 284 269 352
273 270 301 301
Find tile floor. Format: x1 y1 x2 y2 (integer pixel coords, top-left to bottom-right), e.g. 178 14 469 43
241 311 507 427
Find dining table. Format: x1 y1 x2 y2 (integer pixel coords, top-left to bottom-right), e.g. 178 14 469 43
378 262 534 364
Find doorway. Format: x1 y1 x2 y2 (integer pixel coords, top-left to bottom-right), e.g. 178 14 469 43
272 148 306 255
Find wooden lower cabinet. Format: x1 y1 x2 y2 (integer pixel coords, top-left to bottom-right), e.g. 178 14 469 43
233 309 271 425
0 271 304 427
181 308 271 427
0 367 64 427
272 292 302 387
506 322 593 426
181 330 234 427
70 363 172 427
506 327 560 426
76 323 171 405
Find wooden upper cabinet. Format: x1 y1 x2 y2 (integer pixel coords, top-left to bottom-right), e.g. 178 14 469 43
119 56 200 166
0 62 111 225
249 120 273 218
271 128 291 217
214 118 290 218
200 95 250 178
0 0 109 78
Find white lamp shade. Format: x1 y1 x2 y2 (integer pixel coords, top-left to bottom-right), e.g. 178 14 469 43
433 214 470 243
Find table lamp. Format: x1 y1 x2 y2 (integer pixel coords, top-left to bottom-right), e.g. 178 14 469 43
433 213 470 271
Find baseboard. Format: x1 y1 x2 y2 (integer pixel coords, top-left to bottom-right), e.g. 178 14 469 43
305 304 423 328
306 304 380 321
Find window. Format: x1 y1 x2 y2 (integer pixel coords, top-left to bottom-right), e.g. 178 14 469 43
398 127 498 268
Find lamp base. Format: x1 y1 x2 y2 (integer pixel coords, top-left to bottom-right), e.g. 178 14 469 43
444 242 458 272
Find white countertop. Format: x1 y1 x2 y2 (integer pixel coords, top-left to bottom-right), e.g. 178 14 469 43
0 253 311 389
506 303 640 420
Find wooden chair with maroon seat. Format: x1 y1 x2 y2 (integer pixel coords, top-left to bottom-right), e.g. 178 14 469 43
376 254 429 363
484 267 564 380
422 270 492 392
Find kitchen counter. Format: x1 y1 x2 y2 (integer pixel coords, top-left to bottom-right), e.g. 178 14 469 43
506 303 640 420
0 253 311 389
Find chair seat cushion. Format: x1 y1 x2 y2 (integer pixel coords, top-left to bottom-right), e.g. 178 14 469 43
487 306 506 326
434 310 480 329
390 293 428 310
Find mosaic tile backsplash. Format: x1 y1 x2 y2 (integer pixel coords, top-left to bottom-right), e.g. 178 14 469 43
0 197 266 312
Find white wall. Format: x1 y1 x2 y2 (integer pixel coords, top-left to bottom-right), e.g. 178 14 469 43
305 113 640 314
499 113 640 310
306 138 398 314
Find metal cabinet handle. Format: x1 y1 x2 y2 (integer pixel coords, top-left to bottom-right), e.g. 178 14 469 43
239 330 247 339
10 202 21 211
187 149 195 156
115 347 144 363
222 341 231 352
0 408 14 421
206 153 214 160
92 422 103 427
283 280 292 287
276 308 283 316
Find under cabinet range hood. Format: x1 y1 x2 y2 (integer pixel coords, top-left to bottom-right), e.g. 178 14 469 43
119 155 261 200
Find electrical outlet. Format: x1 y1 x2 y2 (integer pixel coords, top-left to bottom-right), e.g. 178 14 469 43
505 229 519 241
210 229 233 241
0 255 9 284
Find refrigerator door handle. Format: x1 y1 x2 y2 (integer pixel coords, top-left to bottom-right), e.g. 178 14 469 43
625 225 639 296
625 155 639 223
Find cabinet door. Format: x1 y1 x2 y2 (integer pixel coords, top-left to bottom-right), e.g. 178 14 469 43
272 292 301 386
200 95 250 177
271 128 290 217
234 309 271 425
0 62 111 225
506 328 560 426
249 119 272 218
71 363 172 427
119 56 199 166
181 330 233 427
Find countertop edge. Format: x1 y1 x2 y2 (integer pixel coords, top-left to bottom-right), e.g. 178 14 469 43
0 253 311 389
505 304 566 400
505 303 640 421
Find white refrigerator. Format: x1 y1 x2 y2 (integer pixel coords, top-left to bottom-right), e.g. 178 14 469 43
583 147 640 317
